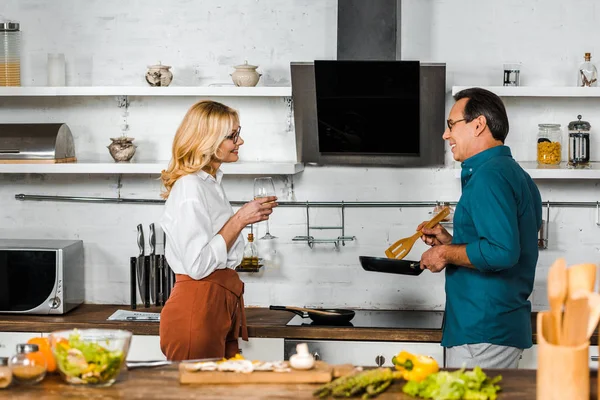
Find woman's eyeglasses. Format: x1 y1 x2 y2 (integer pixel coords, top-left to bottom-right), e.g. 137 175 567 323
225 126 241 144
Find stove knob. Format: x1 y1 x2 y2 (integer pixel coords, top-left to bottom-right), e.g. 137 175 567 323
49 297 61 309
313 352 321 361
375 355 385 367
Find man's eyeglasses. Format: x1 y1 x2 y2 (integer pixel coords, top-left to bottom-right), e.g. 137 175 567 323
446 118 467 131
225 126 241 144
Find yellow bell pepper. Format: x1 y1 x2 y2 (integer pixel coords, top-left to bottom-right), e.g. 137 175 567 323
391 351 439 382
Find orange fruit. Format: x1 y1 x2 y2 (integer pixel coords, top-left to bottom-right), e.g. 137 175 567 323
27 337 56 372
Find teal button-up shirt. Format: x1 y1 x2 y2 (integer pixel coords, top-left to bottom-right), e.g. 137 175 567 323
442 145 542 349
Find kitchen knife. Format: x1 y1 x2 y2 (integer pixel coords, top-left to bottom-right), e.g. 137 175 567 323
130 256 137 310
149 223 157 306
136 224 146 307
144 253 151 308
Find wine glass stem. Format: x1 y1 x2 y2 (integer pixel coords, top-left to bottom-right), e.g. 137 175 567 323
265 219 270 235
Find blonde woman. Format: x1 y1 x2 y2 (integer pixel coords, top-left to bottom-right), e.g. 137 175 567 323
159 100 278 361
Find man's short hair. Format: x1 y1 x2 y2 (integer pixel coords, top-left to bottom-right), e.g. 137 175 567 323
453 88 509 143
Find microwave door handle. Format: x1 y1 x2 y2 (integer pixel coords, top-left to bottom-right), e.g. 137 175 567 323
0 149 20 153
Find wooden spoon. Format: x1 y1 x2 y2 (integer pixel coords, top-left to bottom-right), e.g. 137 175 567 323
385 207 451 260
580 292 600 340
547 258 567 345
562 297 590 346
567 263 597 299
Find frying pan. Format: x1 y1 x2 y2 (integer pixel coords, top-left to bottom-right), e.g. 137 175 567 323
269 306 355 324
359 256 423 276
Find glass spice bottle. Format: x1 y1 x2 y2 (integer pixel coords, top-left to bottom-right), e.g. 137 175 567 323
578 52 598 87
240 233 259 270
0 357 12 389
9 344 46 385
537 124 562 166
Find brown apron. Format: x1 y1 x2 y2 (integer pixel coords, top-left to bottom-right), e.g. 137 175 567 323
159 268 248 361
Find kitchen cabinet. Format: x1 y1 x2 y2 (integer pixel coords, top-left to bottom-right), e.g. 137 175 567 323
519 344 598 370
127 335 166 361
284 339 443 368
0 332 42 358
125 336 284 361
239 338 284 361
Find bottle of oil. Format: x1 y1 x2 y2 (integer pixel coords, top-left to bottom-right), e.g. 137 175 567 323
240 233 259 269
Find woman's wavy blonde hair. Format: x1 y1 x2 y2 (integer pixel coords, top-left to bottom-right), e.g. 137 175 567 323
160 100 239 199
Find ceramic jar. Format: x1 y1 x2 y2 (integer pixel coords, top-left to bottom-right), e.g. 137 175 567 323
231 61 261 87
108 137 137 162
145 63 173 87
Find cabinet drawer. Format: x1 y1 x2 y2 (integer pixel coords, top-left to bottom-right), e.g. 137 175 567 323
127 335 166 361
0 332 42 358
239 338 284 361
284 340 443 367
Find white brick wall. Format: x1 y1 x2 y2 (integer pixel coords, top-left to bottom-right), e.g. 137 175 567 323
0 1 599 310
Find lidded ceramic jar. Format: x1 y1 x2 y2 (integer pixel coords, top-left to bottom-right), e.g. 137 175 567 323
231 61 262 87
107 137 137 162
145 63 173 87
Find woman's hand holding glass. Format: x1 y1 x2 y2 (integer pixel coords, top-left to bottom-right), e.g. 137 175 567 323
235 196 278 226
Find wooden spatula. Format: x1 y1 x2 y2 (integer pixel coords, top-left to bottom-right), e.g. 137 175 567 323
583 292 600 340
385 207 451 260
567 263 597 299
562 297 590 346
547 258 567 345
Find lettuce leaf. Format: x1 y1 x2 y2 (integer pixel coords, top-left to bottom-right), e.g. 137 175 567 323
402 367 502 400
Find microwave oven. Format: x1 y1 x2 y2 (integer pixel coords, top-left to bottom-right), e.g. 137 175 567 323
0 239 84 314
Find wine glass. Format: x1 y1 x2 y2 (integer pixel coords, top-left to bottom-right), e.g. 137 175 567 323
254 177 277 240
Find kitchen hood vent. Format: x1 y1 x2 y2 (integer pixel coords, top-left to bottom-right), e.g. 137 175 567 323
337 0 401 61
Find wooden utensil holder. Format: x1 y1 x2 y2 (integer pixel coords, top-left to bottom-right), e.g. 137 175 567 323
537 312 589 400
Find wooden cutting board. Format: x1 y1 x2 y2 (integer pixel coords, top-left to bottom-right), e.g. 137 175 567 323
179 361 335 384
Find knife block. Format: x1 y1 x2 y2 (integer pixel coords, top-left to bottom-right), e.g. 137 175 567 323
536 312 589 400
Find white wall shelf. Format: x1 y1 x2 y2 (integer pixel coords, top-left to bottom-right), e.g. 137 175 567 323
452 86 600 97
455 162 600 179
0 161 304 175
0 86 291 97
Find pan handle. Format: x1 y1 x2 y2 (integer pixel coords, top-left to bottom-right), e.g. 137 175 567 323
269 305 308 318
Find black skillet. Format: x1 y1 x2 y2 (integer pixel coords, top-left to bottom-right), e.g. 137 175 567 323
269 305 355 324
359 256 423 276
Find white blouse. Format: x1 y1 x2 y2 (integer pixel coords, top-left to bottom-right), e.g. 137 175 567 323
160 169 244 280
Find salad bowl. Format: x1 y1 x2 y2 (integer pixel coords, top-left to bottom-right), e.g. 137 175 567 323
49 329 132 387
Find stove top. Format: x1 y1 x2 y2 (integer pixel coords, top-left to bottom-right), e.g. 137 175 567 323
285 310 444 329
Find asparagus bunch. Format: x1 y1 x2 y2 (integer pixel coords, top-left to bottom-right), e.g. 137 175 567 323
314 367 403 399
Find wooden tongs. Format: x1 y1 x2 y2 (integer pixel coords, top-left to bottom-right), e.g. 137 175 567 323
385 206 451 260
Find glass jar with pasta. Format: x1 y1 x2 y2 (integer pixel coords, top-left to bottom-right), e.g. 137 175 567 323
537 124 562 166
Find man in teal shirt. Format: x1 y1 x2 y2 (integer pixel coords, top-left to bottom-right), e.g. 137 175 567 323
419 88 542 368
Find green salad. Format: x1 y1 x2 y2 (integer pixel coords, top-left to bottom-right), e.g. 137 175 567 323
54 331 125 384
402 366 502 400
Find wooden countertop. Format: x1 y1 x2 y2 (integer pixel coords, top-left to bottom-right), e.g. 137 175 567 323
0 304 596 344
5 366 597 400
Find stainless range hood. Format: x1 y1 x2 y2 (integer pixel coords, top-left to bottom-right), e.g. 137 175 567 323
337 0 402 61
290 0 445 167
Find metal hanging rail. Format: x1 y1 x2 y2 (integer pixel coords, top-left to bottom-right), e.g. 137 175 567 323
13 194 600 250
12 194 600 209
